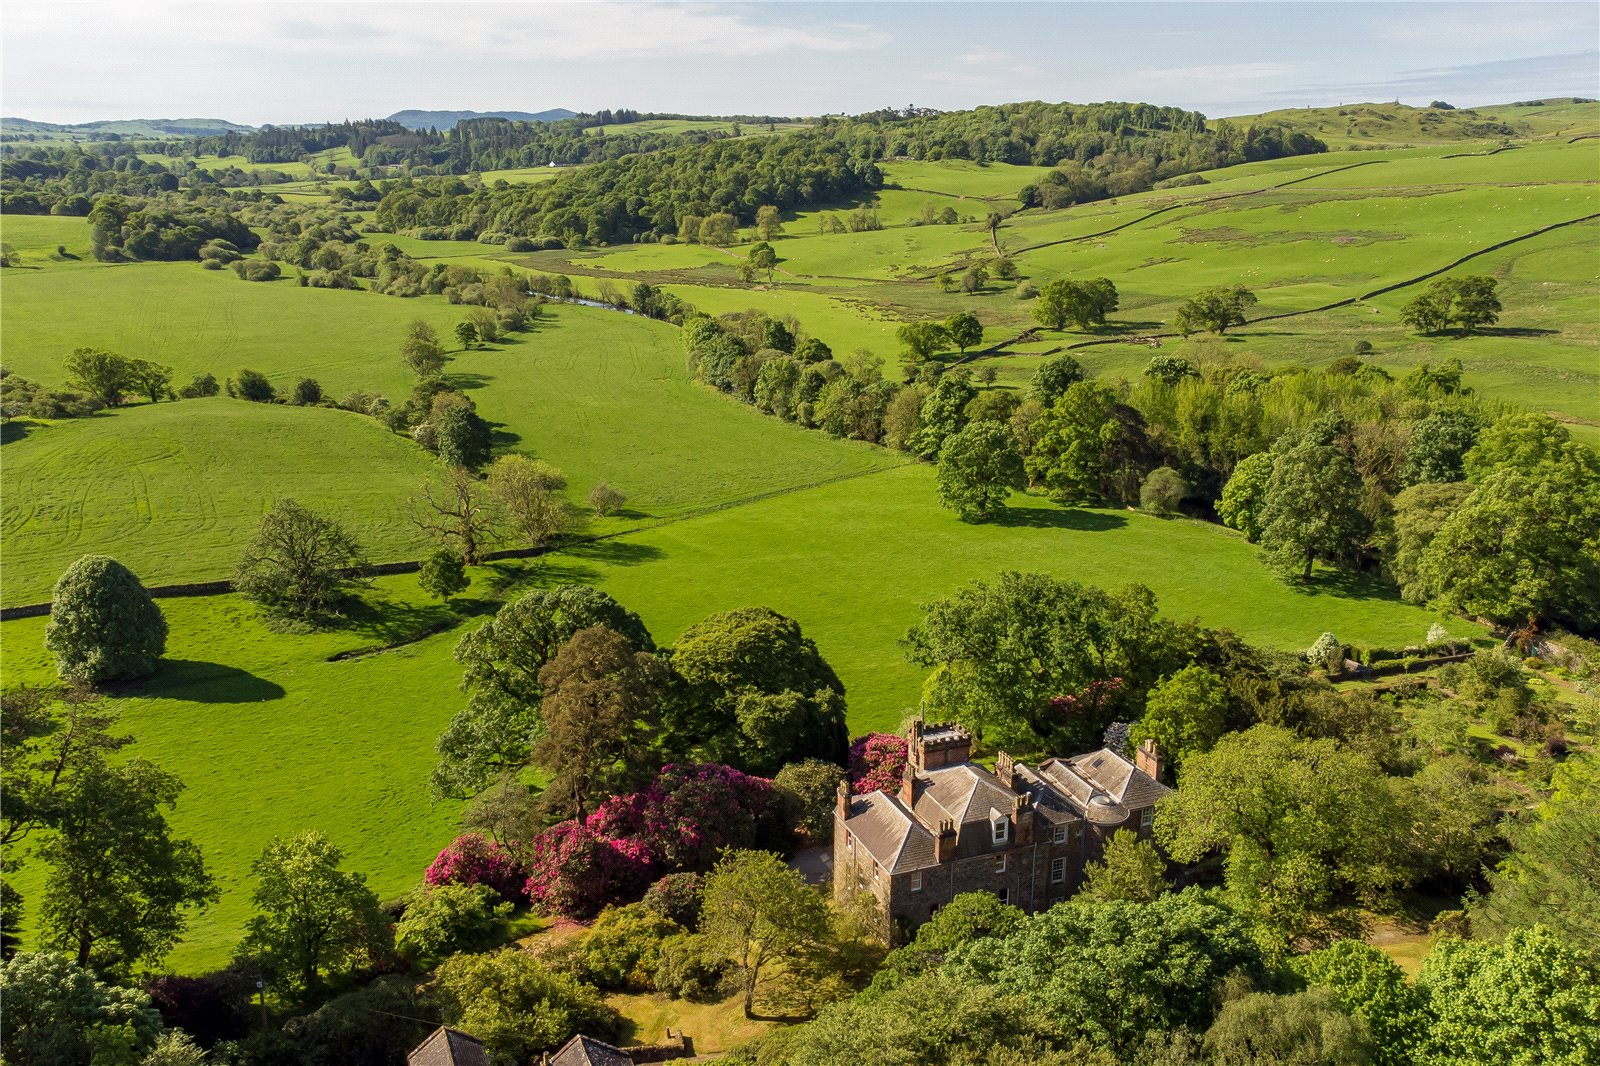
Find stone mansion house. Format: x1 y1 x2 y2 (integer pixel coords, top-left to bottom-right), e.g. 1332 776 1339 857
832 720 1170 937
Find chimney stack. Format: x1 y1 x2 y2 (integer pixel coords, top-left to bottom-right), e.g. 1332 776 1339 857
1136 739 1163 783
836 779 850 820
899 760 917 808
996 751 1016 791
935 819 957 862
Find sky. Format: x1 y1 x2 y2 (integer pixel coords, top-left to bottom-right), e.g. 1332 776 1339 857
3 1 1596 125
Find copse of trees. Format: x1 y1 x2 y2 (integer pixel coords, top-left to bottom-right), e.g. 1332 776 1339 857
1401 275 1502 335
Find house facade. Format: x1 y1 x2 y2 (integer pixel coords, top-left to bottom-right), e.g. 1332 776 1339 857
832 719 1170 939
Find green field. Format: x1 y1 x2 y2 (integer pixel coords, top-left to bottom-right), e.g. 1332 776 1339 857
0 462 1476 970
1 108 1593 974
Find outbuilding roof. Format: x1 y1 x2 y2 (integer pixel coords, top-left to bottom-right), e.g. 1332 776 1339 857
408 1027 491 1066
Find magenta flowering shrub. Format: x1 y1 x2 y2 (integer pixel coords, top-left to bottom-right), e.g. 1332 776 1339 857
522 763 787 918
1048 677 1125 724
848 733 908 794
424 833 526 902
523 821 656 919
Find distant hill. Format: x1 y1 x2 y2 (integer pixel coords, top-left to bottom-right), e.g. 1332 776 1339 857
1216 99 1599 147
386 108 577 130
1 116 254 138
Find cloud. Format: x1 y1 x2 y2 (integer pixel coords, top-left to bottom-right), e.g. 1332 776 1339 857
1265 51 1600 101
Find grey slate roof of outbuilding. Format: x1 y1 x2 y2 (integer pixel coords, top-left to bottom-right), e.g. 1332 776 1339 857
847 790 938 872
407 1027 491 1066
548 1035 635 1066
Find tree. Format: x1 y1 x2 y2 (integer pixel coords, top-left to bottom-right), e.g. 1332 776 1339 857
44 555 167 685
0 952 165 1066
1143 354 1199 386
1401 408 1481 485
1415 462 1600 629
435 404 493 469
1257 441 1369 580
1203 987 1374 1065
127 359 174 404
775 760 846 843
418 548 469 602
534 626 665 820
64 347 134 405
1388 482 1472 604
959 263 988 294
234 498 365 617
897 321 949 366
1079 829 1168 904
1296 940 1431 1066
488 455 570 547
947 890 1265 1053
433 587 654 798
588 481 626 517
1463 411 1581 480
1420 926 1600 1066
409 466 500 566
1130 665 1227 773
904 572 1183 752
1029 353 1086 405
699 213 738 246
754 204 784 241
944 311 983 354
747 241 778 283
434 949 621 1063
1139 466 1187 515
1034 277 1118 330
906 369 977 459
1401 275 1501 335
1156 725 1415 945
454 321 479 350
936 420 1025 521
1472 779 1600 962
228 367 276 402
291 377 322 406
40 758 216 972
394 883 509 968
1173 286 1257 336
1024 380 1121 504
239 830 382 998
701 849 830 1017
669 607 848 774
402 320 447 379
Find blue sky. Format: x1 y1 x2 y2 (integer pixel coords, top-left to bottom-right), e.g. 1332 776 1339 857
3 2 1596 125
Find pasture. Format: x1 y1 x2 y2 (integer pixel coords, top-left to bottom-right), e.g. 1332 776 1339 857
0 461 1476 970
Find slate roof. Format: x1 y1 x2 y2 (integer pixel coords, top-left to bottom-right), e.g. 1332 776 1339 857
549 1035 634 1066
846 790 938 872
1065 748 1171 810
1013 764 1082 826
911 763 1017 828
408 1027 490 1066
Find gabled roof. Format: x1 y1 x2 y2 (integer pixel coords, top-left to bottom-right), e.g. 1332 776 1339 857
549 1035 634 1066
912 762 1017 828
1013 764 1083 825
844 790 938 872
408 1027 491 1066
1065 748 1171 810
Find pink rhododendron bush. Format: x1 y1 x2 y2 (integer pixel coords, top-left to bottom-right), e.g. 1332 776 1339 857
522 763 790 918
848 733 908 794
424 833 527 902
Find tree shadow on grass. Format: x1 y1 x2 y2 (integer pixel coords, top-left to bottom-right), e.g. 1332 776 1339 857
1285 568 1405 603
1 421 34 445
1471 326 1561 339
446 371 494 391
560 538 666 568
335 595 459 646
487 421 521 449
1099 319 1166 336
990 506 1128 532
139 660 286 703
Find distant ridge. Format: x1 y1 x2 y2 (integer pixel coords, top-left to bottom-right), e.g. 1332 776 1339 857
386 108 577 130
1 117 253 137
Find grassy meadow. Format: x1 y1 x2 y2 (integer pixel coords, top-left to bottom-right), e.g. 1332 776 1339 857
0 103 1592 972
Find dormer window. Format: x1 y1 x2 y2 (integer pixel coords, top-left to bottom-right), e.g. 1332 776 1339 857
991 813 1009 846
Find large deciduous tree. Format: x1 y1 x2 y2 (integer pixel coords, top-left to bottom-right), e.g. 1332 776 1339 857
408 466 501 566
1129 664 1227 774
533 626 666 820
1155 725 1414 946
701 849 830 1018
488 455 571 548
1173 285 1257 336
401 319 447 378
234 499 366 617
936 421 1025 521
943 311 983 354
669 606 848 774
906 369 976 459
1256 441 1368 581
1023 380 1121 505
1034 278 1118 331
432 587 654 798
1400 275 1502 336
45 555 167 685
0 952 165 1065
40 759 217 972
239 830 383 999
